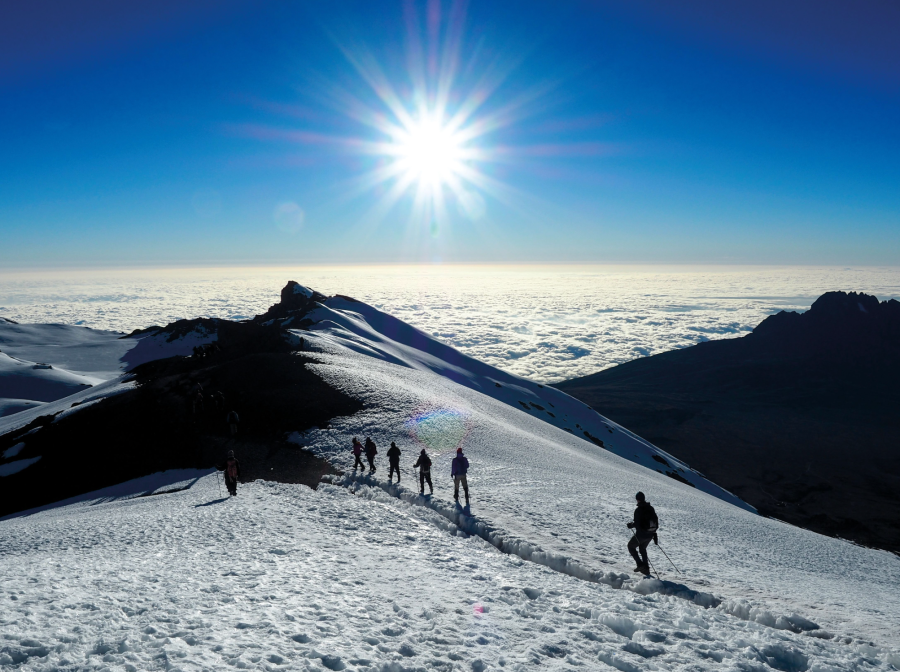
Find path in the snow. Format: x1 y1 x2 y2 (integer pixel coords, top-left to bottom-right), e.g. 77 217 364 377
296 344 900 650
335 471 726 607
3 475 898 671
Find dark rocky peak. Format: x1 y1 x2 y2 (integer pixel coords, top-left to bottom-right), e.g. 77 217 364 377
751 291 900 356
253 281 329 325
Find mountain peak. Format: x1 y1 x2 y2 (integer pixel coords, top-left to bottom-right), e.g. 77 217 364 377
751 290 900 353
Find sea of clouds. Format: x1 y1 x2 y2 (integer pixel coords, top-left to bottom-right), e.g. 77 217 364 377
1 265 898 383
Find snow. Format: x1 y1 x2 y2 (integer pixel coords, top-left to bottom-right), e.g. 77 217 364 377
2 291 900 669
284 301 900 650
0 468 214 521
0 352 97 410
0 377 136 438
119 324 218 371
0 321 134 379
293 283 315 298
0 456 40 477
0 318 217 418
297 297 749 509
2 475 898 671
2 442 25 459
0 399 45 419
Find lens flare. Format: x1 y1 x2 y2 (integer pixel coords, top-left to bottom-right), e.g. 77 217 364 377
405 407 470 454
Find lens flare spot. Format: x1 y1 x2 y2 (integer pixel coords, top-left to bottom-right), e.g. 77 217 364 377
405 407 470 453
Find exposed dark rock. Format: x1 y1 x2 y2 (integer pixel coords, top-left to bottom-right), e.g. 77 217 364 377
557 291 900 553
0 289 362 519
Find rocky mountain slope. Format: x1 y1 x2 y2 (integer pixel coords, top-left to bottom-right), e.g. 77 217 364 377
557 291 900 553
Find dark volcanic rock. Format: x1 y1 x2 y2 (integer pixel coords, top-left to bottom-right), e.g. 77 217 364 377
0 287 361 519
557 291 900 554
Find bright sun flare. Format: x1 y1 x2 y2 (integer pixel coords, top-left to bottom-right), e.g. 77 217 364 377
396 117 463 184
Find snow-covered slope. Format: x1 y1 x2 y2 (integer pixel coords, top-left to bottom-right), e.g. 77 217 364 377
299 297 748 510
0 317 217 418
2 475 898 671
0 352 99 418
283 298 900 651
3 288 900 669
0 319 133 378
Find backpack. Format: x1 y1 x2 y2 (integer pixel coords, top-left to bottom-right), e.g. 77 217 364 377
645 505 659 533
226 459 238 480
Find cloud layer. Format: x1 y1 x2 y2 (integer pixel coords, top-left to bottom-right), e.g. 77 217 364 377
1 266 897 383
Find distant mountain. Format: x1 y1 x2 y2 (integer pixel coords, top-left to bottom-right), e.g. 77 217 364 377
556 291 900 553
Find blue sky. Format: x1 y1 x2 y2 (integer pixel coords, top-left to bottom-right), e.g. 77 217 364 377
1 0 898 267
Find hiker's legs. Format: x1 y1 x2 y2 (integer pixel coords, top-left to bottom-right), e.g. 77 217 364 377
389 463 399 480
424 473 433 493
454 475 468 500
628 534 651 567
354 455 364 470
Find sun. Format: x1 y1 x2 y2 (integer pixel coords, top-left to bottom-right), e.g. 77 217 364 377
395 115 464 185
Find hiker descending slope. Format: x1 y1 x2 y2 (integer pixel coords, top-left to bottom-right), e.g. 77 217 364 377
224 450 241 497
364 437 378 473
413 449 433 495
351 437 365 471
451 447 470 506
626 491 658 575
387 442 402 482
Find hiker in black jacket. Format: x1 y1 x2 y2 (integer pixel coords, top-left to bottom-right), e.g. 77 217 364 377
626 491 658 575
387 442 402 482
413 449 433 495
364 437 378 473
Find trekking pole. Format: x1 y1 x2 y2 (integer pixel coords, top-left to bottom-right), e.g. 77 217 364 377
216 469 223 499
655 542 682 575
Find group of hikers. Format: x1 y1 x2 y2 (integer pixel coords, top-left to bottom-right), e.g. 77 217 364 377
192 342 221 359
350 436 470 505
217 441 662 575
189 382 240 435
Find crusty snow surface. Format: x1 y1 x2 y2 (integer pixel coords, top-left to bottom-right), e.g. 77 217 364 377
3 475 899 671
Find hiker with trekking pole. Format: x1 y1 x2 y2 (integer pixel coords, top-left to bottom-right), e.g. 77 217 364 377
626 491 659 576
413 449 433 495
223 450 241 497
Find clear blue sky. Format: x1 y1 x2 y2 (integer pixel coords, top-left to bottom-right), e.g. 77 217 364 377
2 0 899 267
